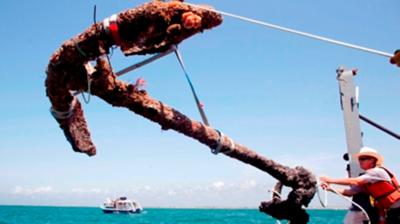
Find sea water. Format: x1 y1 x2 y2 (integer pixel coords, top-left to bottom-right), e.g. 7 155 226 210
0 206 346 224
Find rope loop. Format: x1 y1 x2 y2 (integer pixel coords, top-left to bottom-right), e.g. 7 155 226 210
316 182 328 208
211 129 224 155
266 188 282 224
81 63 95 104
211 129 235 155
223 136 235 155
50 97 77 120
318 180 371 224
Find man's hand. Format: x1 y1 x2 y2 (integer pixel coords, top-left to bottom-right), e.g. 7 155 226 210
319 175 331 184
320 182 331 190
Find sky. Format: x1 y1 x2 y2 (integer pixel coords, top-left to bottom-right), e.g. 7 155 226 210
0 0 399 209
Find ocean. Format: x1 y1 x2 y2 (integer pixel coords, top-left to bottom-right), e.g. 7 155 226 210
0 206 346 224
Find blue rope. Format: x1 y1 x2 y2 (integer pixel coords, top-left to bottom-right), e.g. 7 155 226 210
174 46 210 126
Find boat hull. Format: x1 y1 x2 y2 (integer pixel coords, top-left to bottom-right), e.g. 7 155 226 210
101 207 142 214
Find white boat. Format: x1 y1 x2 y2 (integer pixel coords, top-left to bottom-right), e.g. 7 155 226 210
101 197 143 214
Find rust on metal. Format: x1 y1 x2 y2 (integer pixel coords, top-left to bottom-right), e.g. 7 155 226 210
45 1 316 223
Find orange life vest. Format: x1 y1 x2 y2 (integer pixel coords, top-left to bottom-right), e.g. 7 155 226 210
364 167 400 209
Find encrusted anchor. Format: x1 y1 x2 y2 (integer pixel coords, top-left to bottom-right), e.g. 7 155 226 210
45 1 316 223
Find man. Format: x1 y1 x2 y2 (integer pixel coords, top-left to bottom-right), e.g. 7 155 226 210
320 147 400 224
343 162 379 224
390 50 400 67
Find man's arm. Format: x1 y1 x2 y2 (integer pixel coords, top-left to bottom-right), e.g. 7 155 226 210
320 175 367 186
320 182 356 196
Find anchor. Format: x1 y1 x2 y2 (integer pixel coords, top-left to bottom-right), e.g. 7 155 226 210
45 1 316 223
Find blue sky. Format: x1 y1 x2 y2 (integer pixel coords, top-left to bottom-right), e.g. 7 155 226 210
0 0 399 209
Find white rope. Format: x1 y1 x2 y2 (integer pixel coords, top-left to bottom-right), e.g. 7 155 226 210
267 189 282 199
71 63 94 102
185 2 393 58
328 187 371 224
212 130 224 154
212 130 236 155
223 136 235 155
316 183 328 208
267 189 282 224
50 97 77 120
81 63 94 104
81 72 91 104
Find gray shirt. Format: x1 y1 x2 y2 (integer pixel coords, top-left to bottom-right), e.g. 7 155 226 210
357 167 391 183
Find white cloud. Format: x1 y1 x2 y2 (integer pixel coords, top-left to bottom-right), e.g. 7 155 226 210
6 180 277 207
71 188 106 194
12 186 23 194
12 186 55 195
33 186 53 193
167 190 177 196
212 181 225 190
239 179 257 190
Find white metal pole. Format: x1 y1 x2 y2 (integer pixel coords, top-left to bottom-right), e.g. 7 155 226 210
337 67 363 177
